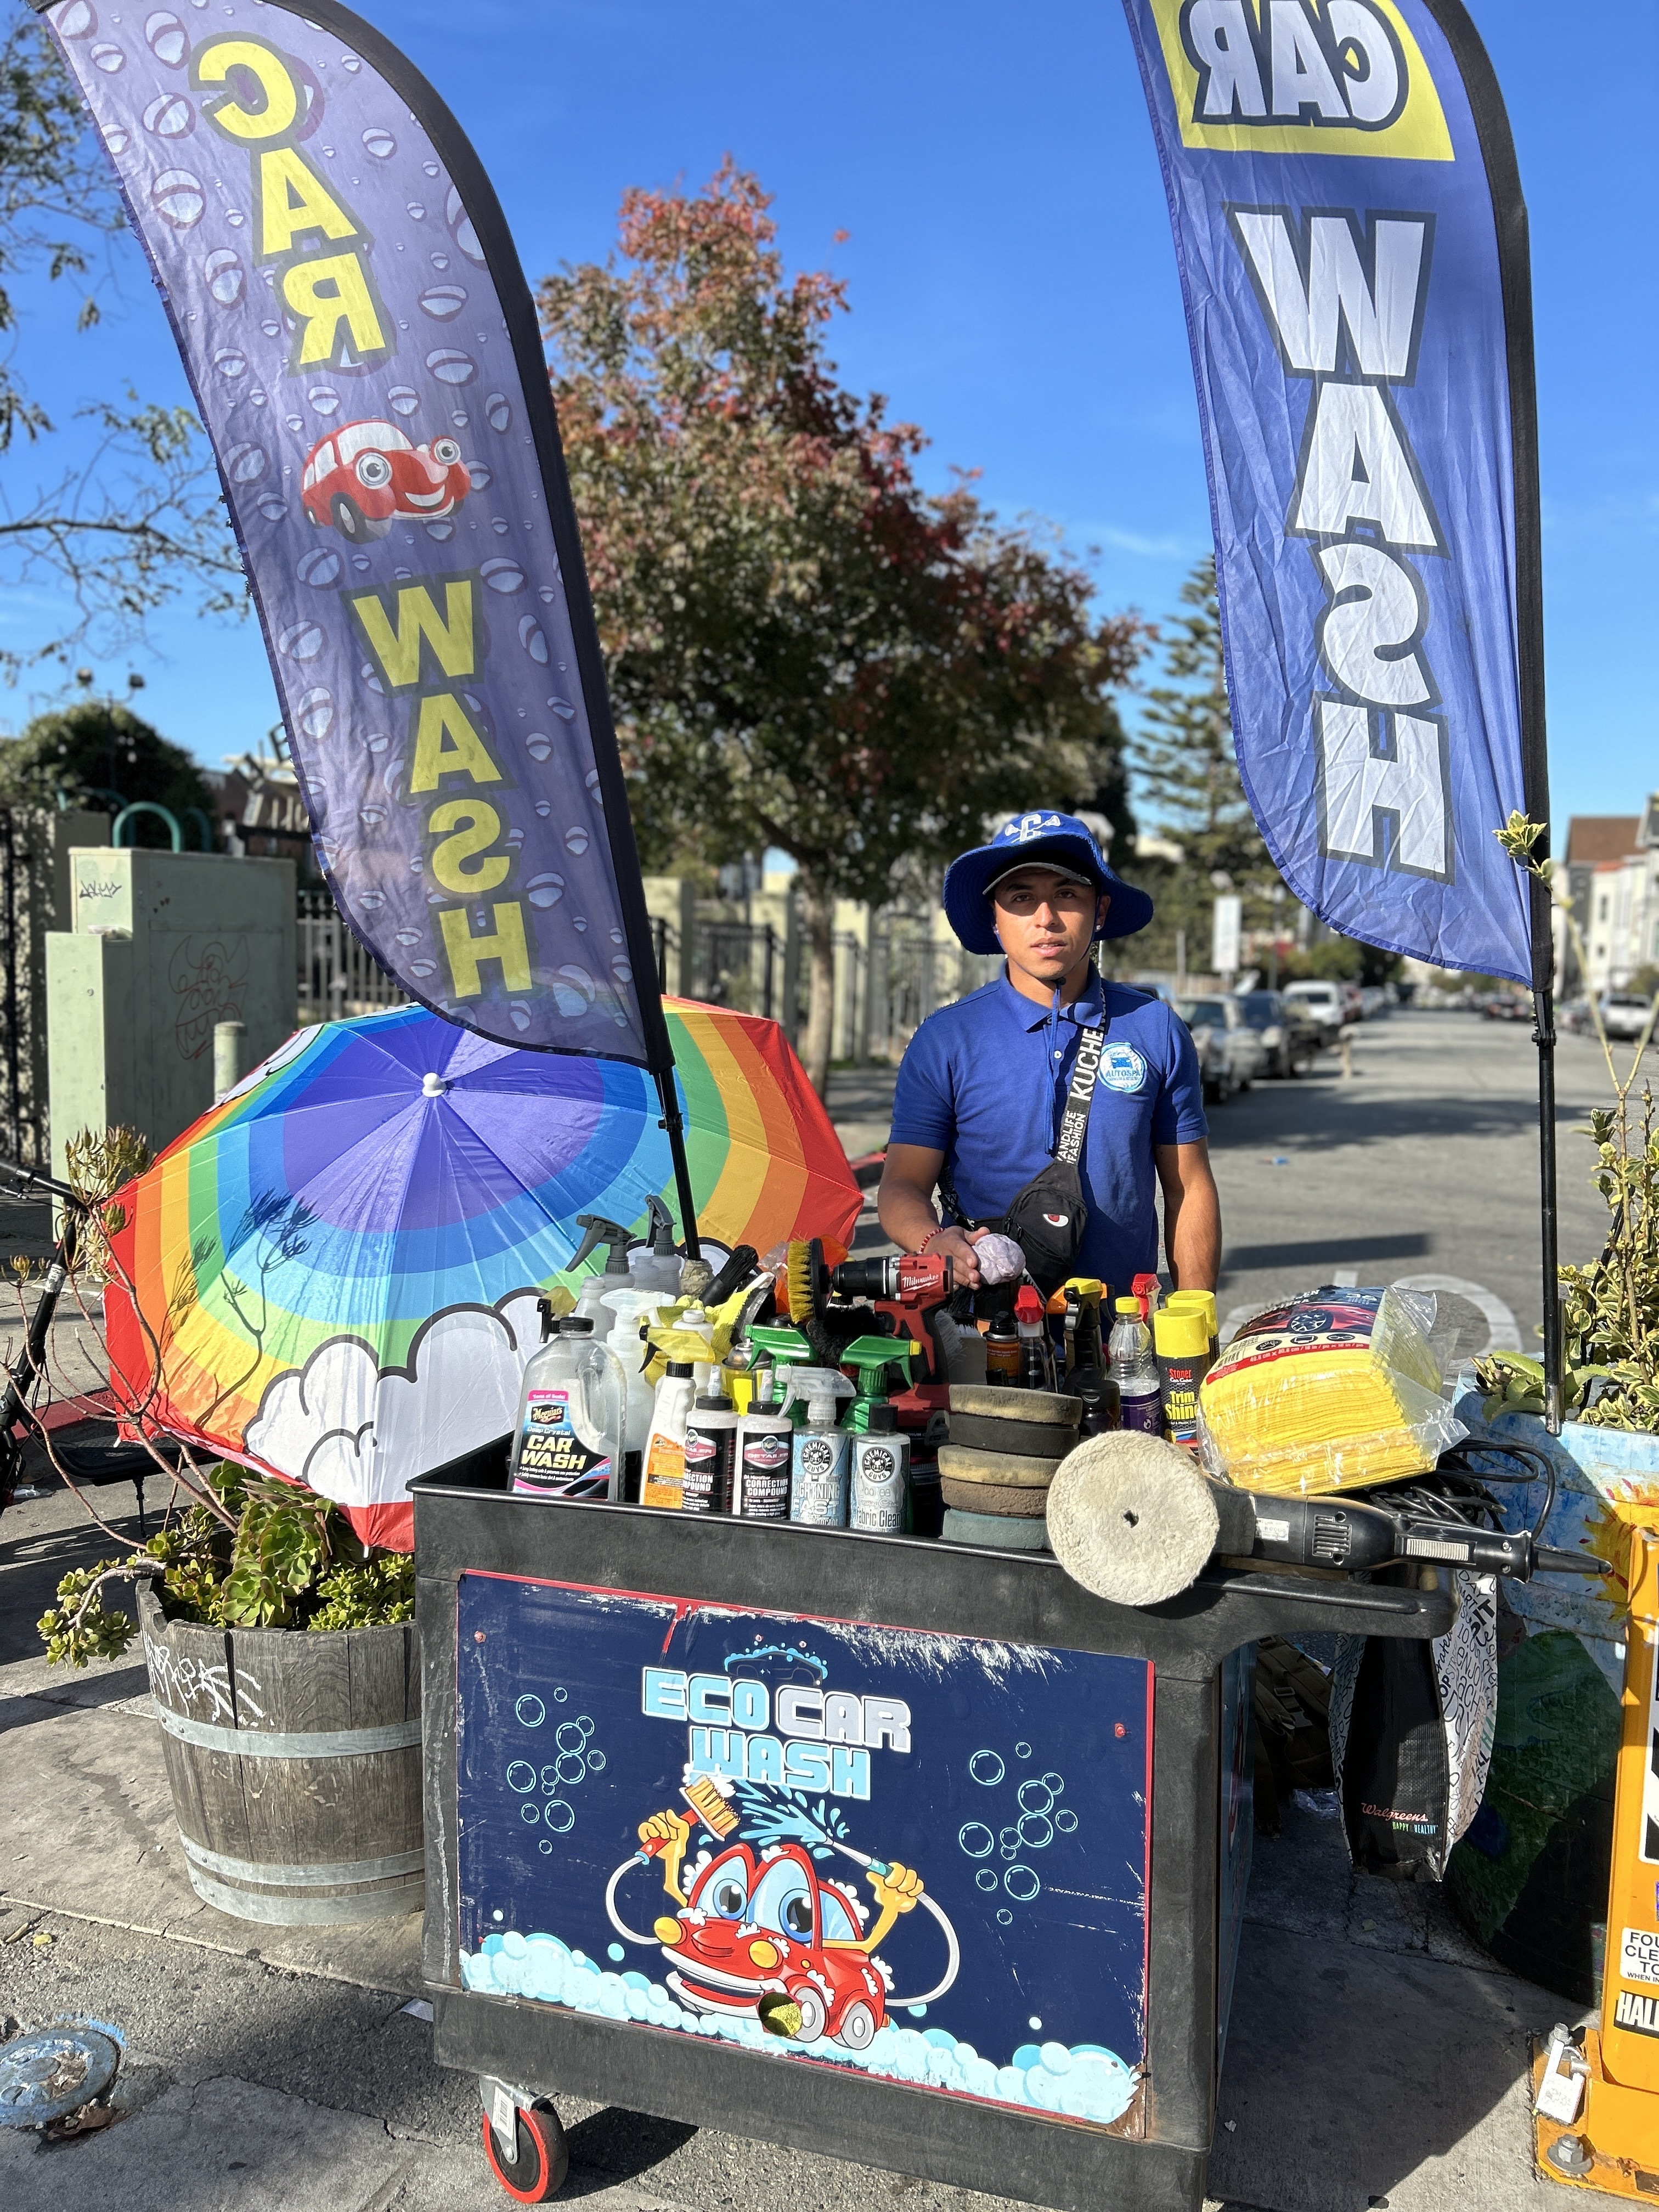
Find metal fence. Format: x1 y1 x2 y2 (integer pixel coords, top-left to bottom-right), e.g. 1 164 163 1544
296 888 406 1023
687 919 781 1020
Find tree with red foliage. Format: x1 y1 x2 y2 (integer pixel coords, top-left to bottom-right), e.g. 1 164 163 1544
539 161 1142 1093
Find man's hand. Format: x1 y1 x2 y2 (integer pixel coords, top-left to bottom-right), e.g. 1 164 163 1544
878 1144 990 1283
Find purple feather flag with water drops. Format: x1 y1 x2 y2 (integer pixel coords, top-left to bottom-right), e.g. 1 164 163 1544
44 0 668 1065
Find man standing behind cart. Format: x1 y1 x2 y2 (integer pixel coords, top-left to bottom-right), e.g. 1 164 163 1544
878 811 1220 1296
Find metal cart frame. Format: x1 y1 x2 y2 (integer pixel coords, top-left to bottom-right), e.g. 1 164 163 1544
413 1456 1454 2212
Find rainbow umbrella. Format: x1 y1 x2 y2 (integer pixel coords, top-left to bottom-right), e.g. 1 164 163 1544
105 1000 859 1545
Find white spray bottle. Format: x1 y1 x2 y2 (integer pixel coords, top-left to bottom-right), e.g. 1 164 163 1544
599 1288 667 1454
783 1369 856 1526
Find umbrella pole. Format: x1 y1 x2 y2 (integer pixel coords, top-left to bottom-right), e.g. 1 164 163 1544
654 1067 702 1261
1534 968 1563 1434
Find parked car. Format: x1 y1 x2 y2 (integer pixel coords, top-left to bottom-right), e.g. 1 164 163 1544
1283 979 1346 1040
1232 989 1317 1077
1481 991 1533 1022
1601 991 1658 1043
1357 985 1390 1019
1180 996 1265 1101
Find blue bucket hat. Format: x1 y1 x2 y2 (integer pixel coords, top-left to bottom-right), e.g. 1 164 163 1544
942 810 1155 956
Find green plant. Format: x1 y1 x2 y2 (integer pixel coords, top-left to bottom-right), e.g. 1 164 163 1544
1496 813 1659 1429
38 1462 413 1668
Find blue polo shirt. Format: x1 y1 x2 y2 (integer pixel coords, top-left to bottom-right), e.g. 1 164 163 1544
889 973 1207 1293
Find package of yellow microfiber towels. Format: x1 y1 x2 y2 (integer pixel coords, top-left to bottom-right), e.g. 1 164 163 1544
1196 1285 1467 1496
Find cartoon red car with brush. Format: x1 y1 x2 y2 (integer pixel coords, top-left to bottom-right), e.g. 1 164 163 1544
300 419 470 543
630 1812 925 2049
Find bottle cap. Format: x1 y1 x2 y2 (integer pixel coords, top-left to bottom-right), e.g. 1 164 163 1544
1014 1285 1043 1325
988 1313 1019 1337
865 1403 899 1433
563 1315 594 1335
1167 1289 1220 1335
1114 1296 1142 1317
665 1360 693 1379
1152 1307 1210 1356
694 1392 732 1411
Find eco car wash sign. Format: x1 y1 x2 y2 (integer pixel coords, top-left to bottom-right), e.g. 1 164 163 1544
1120 1 1538 982
46 1 660 1059
454 1575 1153 2129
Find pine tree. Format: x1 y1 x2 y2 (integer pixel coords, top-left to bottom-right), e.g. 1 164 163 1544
1131 555 1266 885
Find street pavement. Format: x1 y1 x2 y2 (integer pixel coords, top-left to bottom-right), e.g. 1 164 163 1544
0 1008 1636 2210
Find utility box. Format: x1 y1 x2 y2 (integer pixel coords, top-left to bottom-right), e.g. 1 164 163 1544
47 848 295 1176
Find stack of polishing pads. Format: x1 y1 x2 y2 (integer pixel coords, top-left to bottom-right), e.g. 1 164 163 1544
938 1387 1082 1551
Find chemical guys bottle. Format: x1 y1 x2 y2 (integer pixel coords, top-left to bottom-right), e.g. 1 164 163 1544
842 1338 917 1534
511 1306 627 1500
641 1359 695 1509
785 1369 854 1525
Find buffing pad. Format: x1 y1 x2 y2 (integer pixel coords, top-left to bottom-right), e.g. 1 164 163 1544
1046 1432 1227 1607
938 1443 1063 1487
941 1506 1050 1551
947 1385 1080 1427
941 1474 1049 1518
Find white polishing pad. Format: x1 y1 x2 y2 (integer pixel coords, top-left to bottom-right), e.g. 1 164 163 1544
1046 1431 1222 1607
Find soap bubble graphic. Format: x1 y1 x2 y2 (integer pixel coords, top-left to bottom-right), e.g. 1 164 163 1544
295 687 334 740
975 1869 998 1892
555 1722 584 1754
58 2 95 36
212 346 247 382
564 826 589 857
538 1840 554 1855
420 285 468 320
518 618 549 664
90 41 125 73
224 441 267 485
387 385 420 417
552 1688 568 1703
459 1932 1136 2124
479 556 524 594
607 1945 625 1963
968 1751 1005 1788
1018 1815 1053 1850
577 1717 595 1739
520 1803 540 1824
526 874 564 909
486 393 511 433
362 127 396 159
996 1910 1013 1926
506 1762 536 1795
957 1823 994 1860
543 1801 575 1835
1056 1809 1078 1834
1018 1781 1053 1817
588 1750 606 1773
1015 1742 1032 1759
1005 1866 1040 1903
427 347 476 386
297 547 342 588
1042 1772 1064 1795
516 1695 546 1728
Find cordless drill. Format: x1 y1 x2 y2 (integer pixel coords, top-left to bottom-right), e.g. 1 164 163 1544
829 1254 954 1426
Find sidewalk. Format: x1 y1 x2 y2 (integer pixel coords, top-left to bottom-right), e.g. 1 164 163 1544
1 1469 1614 2211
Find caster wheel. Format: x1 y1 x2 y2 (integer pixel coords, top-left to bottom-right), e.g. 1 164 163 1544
482 2101 569 2202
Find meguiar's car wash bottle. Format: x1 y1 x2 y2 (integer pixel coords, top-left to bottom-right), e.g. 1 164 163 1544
510 1310 626 1501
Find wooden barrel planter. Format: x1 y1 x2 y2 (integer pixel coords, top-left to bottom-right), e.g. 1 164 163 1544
137 1585 423 1926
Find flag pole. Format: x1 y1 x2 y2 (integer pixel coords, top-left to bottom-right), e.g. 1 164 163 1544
1426 1 1558 1426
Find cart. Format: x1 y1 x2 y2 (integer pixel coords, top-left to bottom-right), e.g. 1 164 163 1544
411 1447 1455 2212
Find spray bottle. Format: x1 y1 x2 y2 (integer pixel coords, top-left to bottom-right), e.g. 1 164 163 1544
641 1359 696 1509
510 1306 627 1501
839 1338 917 1534
599 1288 668 1454
1152 1304 1214 1449
1014 1286 1056 1392
785 1369 856 1525
628 1195 684 1296
568 1214 635 1324
1131 1272 1164 1326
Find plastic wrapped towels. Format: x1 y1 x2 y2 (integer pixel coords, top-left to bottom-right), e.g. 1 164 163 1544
1198 1285 1466 1496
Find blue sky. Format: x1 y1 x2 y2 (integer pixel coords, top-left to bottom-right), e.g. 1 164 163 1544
4 0 1654 840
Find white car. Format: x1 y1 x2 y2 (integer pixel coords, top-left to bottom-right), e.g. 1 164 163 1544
1600 991 1658 1043
1283 979 1346 1038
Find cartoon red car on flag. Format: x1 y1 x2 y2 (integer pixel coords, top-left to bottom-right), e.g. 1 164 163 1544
300 419 471 543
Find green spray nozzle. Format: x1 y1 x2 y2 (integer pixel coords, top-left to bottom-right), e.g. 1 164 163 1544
572 1212 634 1277
839 1335 917 1431
746 1323 812 1364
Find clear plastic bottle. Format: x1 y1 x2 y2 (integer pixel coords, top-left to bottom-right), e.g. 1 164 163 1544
1108 1296 1163 1436
599 1288 668 1453
510 1313 627 1500
627 1198 685 1296
786 1369 855 1525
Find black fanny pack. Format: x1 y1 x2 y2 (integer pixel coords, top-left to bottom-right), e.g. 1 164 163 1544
945 1021 1107 1297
